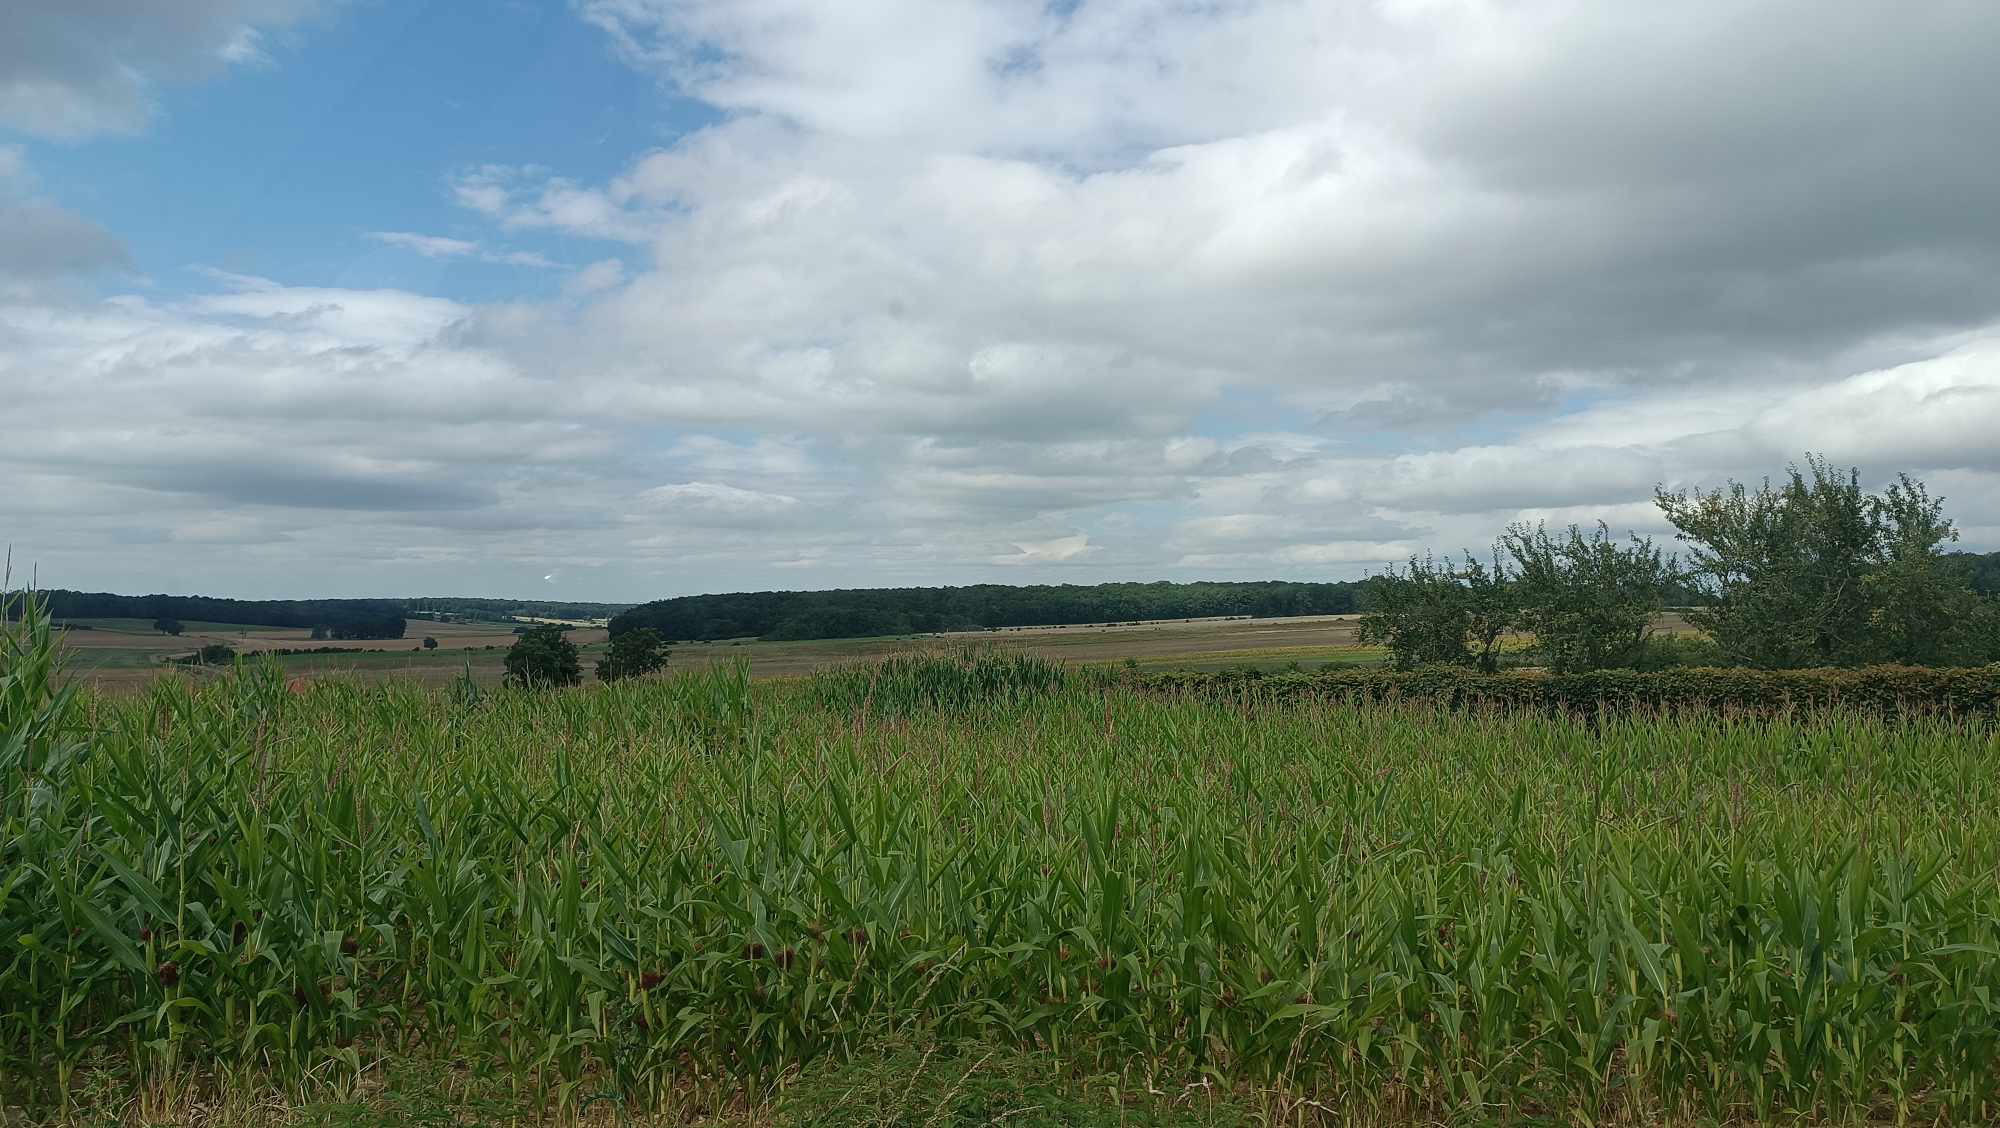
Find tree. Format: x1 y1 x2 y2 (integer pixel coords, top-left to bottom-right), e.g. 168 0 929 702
1657 456 1991 668
422 636 438 650
596 627 669 683
154 617 183 636
310 625 329 641
503 624 581 688
1864 475 1992 666
197 642 234 665
1359 551 1515 671
1502 522 1681 672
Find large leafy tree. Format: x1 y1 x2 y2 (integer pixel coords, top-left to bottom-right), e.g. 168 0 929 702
1657 456 1993 668
596 627 669 683
503 624 581 688
1359 551 1515 671
1503 522 1681 673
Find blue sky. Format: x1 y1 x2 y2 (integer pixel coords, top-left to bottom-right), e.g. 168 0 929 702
2 1 1998 600
20 2 710 304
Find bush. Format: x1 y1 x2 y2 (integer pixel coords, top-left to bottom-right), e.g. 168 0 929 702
1134 664 2000 719
503 624 581 688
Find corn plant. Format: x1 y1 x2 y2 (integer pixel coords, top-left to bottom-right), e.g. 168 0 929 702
4 611 2000 1122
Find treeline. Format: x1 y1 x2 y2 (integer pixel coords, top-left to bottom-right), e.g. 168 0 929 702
1955 551 2000 598
405 597 634 622
611 581 1364 642
31 591 406 640
1364 456 2000 673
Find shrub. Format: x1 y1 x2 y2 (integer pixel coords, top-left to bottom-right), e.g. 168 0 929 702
503 624 581 688
1135 663 2000 718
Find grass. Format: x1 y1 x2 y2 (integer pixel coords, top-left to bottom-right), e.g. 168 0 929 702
8 591 2000 1124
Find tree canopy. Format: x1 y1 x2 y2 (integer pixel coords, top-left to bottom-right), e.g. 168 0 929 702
596 628 669 683
33 590 404 639
1362 456 1997 674
611 580 1364 643
1658 458 1996 667
503 624 581 689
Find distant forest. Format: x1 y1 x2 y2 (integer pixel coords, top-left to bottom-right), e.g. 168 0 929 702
405 597 635 622
33 591 407 639
609 580 1367 642
14 549 1993 647
1958 551 2000 598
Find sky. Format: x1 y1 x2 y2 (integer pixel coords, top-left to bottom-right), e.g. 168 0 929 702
3 1 1999 602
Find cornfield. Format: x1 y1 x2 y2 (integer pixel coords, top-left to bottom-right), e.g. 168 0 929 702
7 590 2000 1123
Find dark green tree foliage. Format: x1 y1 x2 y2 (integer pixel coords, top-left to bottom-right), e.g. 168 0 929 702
1359 552 1515 672
31 590 404 639
1658 456 1994 668
595 627 669 683
422 637 438 650
1951 550 2000 597
153 617 183 636
405 597 634 621
196 642 234 665
1502 522 1680 673
503 624 581 688
611 580 1363 642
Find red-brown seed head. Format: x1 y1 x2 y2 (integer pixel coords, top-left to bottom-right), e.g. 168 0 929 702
745 941 766 961
157 961 180 987
776 947 797 969
341 935 359 956
232 920 247 944
848 927 869 947
1097 955 1113 971
640 971 664 991
138 927 153 943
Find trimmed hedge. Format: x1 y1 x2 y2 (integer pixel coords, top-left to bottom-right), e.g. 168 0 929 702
1134 664 2000 718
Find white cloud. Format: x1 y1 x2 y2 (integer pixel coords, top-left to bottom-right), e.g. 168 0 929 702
0 2 319 138
9 1 2000 598
994 533 1092 566
367 231 561 269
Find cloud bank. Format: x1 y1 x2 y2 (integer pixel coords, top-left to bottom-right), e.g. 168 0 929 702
5 0 2000 598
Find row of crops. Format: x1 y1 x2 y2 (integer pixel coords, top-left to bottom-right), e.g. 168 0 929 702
6 594 2000 1122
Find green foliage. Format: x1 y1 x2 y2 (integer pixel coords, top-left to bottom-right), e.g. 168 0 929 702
1358 551 1514 672
804 648 1085 714
595 626 669 682
195 641 235 665
502 623 581 688
32 588 405 638
1954 549 2000 597
8 639 2000 1121
1631 634 1726 670
1658 455 1989 667
405 595 633 621
613 580 1364 642
421 635 438 650
152 616 183 636
1138 663 2000 718
1503 521 1680 673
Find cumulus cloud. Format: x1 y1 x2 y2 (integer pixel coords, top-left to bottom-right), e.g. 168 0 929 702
0 1 319 138
7 0 2000 598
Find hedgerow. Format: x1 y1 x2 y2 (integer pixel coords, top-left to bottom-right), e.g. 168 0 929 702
1135 663 2000 717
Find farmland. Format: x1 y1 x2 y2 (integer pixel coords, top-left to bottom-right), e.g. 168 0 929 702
55 613 1375 692
59 610 1713 694
8 599 2000 1126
